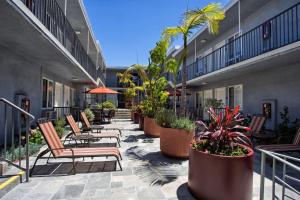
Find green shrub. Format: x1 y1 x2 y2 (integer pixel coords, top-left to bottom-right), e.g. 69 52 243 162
29 128 43 144
4 143 41 161
171 118 195 132
97 100 116 110
55 126 65 138
155 109 176 128
54 118 65 128
84 108 95 122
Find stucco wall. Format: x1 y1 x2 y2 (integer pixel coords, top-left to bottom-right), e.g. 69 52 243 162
189 63 300 127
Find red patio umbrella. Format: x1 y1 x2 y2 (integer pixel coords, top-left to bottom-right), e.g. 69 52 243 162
167 89 191 96
86 87 119 94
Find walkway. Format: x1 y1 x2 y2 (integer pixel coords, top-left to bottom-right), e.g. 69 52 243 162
1 119 298 199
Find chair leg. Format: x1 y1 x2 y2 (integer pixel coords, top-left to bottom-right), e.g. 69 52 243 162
117 138 121 147
30 155 40 176
116 156 122 171
72 157 76 175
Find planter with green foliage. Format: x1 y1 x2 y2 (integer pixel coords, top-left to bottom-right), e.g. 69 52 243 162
84 108 95 122
97 100 116 110
155 109 195 158
188 106 253 200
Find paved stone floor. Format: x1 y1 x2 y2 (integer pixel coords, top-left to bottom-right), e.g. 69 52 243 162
2 119 299 200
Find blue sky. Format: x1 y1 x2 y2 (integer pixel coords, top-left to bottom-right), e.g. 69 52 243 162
84 0 229 67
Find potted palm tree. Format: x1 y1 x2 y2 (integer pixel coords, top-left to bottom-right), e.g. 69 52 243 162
188 106 253 200
163 3 225 116
156 109 195 158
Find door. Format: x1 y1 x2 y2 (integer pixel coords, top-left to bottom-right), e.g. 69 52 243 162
203 90 213 120
54 82 63 107
195 91 204 119
228 85 243 110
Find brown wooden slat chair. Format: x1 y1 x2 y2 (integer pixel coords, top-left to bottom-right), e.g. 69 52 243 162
30 121 122 176
256 128 300 152
80 112 122 136
66 115 121 147
251 116 278 143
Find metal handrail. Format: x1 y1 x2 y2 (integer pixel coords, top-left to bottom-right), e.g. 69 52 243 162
0 98 35 121
257 148 300 200
0 98 34 182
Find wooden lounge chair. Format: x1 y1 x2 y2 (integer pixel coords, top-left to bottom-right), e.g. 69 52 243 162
256 128 300 152
66 115 121 147
30 121 122 176
250 116 276 142
80 111 122 136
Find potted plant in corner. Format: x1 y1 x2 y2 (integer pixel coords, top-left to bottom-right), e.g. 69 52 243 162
156 109 195 158
188 106 253 200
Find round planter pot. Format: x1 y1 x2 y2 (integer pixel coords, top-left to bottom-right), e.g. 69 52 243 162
139 115 144 130
160 127 194 158
188 146 254 200
133 112 140 124
143 117 160 137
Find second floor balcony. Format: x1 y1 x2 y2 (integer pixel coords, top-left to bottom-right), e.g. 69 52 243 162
176 2 300 84
20 0 101 82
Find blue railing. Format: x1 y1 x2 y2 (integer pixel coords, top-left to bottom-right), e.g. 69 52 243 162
20 0 99 81
175 2 300 83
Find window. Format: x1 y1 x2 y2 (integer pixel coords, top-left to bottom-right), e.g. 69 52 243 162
228 85 243 110
42 78 53 108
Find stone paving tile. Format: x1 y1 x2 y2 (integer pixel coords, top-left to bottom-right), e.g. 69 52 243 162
2 119 299 200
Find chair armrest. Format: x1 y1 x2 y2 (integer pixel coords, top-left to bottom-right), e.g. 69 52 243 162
51 147 75 157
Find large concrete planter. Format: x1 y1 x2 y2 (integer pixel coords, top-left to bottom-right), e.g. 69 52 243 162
160 127 194 158
133 112 140 124
188 145 254 200
144 117 160 137
139 115 144 130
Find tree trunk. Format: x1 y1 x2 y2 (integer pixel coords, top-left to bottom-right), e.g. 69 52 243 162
181 35 187 117
173 88 176 115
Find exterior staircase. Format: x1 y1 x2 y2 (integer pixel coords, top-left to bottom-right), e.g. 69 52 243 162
115 109 131 119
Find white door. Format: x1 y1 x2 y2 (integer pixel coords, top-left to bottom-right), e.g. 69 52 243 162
54 82 63 107
203 90 213 120
228 85 243 110
64 85 70 107
214 87 226 106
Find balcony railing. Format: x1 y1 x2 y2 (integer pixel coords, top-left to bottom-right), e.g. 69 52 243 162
176 2 300 83
20 0 98 81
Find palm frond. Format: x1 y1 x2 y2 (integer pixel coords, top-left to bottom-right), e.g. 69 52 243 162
125 64 148 82
185 3 225 35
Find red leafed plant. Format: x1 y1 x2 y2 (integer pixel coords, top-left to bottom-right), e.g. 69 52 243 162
193 105 252 156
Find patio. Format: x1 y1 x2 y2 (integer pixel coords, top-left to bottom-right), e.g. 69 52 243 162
1 119 298 200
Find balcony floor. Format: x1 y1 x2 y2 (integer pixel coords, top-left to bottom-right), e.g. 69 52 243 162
1 119 299 200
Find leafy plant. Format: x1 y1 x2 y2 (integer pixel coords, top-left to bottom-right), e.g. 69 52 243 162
54 118 65 128
205 98 223 110
163 3 225 116
84 108 95 122
278 106 300 143
29 128 43 144
97 100 116 110
155 109 176 128
55 126 65 139
193 106 252 156
171 118 195 132
4 143 42 161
